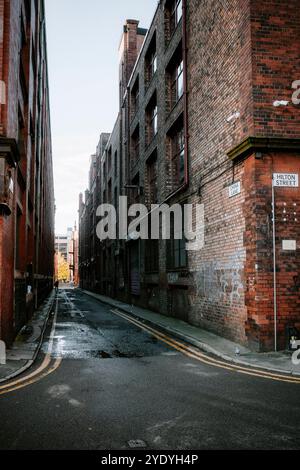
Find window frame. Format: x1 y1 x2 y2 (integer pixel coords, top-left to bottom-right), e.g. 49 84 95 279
171 126 185 186
131 125 140 163
167 212 187 271
170 59 184 108
171 0 183 30
146 155 158 205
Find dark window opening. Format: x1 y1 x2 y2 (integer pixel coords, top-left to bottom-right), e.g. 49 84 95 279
145 239 159 273
166 43 183 113
146 151 158 206
108 179 112 204
131 76 140 118
145 93 158 147
145 33 157 87
167 212 187 270
131 125 140 166
107 147 112 174
114 151 118 178
167 115 185 189
165 0 183 43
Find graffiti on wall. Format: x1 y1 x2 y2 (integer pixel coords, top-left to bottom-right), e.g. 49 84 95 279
192 251 245 306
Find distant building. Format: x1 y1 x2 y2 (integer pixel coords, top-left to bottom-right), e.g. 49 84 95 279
55 224 78 285
55 235 68 262
79 1 300 352
0 0 54 345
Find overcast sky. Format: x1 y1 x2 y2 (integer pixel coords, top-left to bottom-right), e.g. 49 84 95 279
45 0 157 234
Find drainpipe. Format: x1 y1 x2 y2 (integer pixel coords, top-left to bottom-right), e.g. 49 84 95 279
182 0 189 189
271 175 278 352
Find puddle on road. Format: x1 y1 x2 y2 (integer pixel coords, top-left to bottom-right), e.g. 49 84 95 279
95 350 145 359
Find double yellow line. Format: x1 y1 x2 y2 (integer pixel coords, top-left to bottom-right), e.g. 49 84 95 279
0 297 62 396
111 309 300 385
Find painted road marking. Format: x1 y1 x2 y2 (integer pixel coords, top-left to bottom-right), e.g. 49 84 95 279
110 309 300 384
0 296 62 396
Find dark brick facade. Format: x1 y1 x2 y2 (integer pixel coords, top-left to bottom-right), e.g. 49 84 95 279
79 0 300 352
0 0 54 345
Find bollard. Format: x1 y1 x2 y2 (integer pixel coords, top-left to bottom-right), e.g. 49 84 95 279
0 340 6 365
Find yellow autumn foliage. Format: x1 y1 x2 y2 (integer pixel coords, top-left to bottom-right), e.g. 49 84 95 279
57 253 69 282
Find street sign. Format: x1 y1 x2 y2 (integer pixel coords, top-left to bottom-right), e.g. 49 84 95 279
282 240 297 251
229 181 241 198
273 173 299 187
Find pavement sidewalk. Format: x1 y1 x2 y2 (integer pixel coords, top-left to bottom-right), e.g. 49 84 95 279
81 289 300 377
0 292 55 383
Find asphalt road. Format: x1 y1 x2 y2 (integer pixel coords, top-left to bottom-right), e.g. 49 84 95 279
0 288 299 450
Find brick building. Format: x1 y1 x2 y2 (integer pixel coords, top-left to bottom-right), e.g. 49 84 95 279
0 0 54 345
79 0 300 352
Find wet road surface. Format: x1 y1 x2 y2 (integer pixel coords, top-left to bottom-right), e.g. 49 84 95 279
0 288 300 450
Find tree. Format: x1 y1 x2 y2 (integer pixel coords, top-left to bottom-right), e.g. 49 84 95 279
57 253 69 282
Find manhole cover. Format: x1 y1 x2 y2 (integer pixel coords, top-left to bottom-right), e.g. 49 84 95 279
128 440 147 449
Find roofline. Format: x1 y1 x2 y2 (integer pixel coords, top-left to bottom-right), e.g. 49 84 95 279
124 0 162 99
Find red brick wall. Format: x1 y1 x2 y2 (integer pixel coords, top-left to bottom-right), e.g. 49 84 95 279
244 152 300 351
251 0 300 138
187 0 300 350
186 0 253 344
0 0 54 345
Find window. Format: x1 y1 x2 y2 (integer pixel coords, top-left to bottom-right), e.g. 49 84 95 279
145 239 159 272
167 214 187 270
103 160 107 181
108 179 112 204
146 153 158 205
130 174 140 206
145 33 157 87
114 187 118 209
131 125 140 164
170 122 185 186
150 51 157 78
166 44 183 112
171 60 183 106
151 105 158 137
171 0 182 29
107 147 112 174
131 77 140 118
114 151 118 178
146 94 158 146
165 0 183 42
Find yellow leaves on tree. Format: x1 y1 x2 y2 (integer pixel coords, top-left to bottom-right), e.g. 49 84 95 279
57 253 69 282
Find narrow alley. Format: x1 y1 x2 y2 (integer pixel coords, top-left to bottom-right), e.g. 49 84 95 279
0 288 299 451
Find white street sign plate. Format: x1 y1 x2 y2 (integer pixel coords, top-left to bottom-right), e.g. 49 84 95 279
273 173 299 188
229 181 241 198
282 240 297 251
